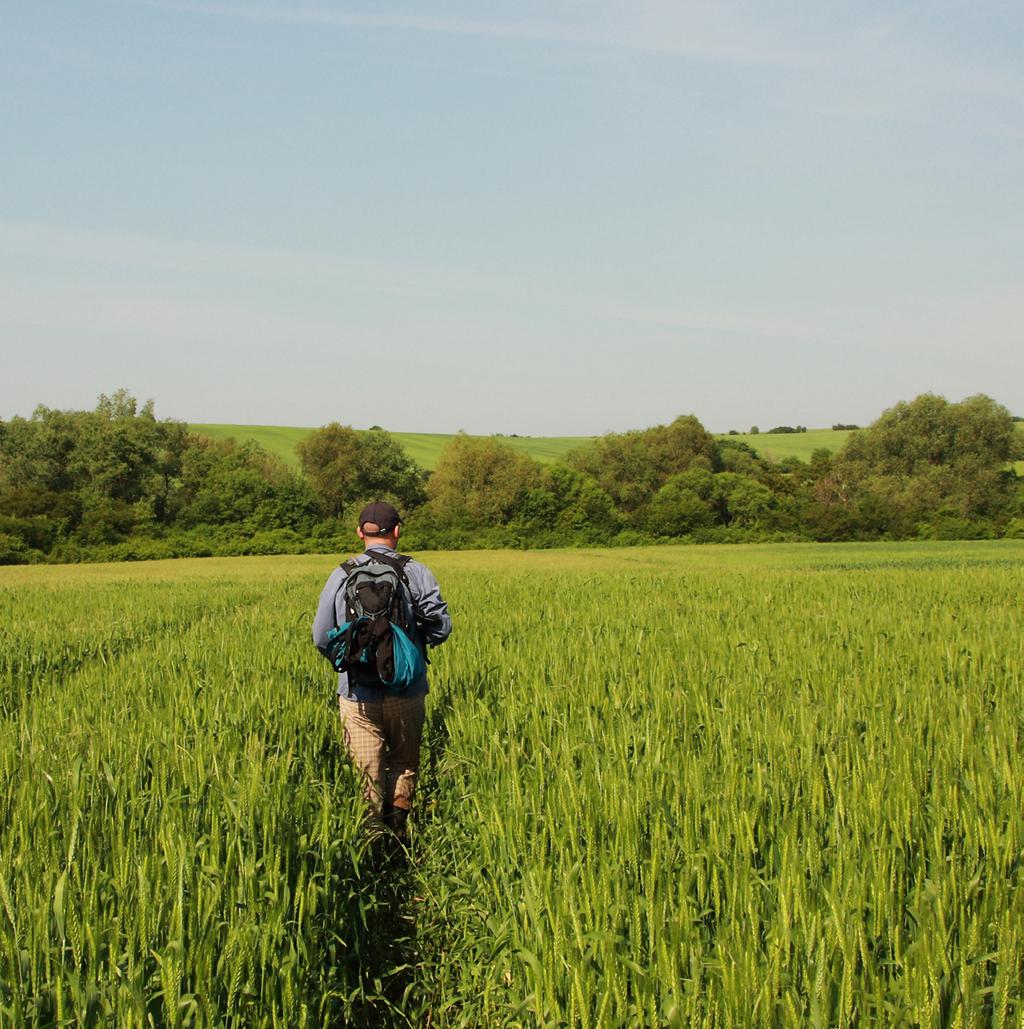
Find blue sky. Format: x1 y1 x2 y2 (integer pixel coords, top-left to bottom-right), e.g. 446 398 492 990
2 1 1022 434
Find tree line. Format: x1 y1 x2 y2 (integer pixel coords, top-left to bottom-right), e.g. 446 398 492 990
1 389 1021 564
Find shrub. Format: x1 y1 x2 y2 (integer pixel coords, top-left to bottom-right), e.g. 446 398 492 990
0 532 32 565
1004 518 1024 539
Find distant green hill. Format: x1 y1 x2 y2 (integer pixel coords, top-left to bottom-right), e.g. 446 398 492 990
187 424 593 471
189 423 312 469
187 422 1024 475
720 428 856 462
381 432 594 470
188 424 312 467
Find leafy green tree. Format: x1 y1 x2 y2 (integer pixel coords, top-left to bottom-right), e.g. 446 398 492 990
568 415 719 513
175 436 316 531
717 473 777 528
297 424 425 519
71 393 185 515
0 531 30 565
717 439 763 478
427 434 543 527
0 406 86 495
646 468 719 536
296 423 360 519
819 393 1020 536
550 468 620 540
354 429 428 509
512 466 620 542
75 498 140 545
249 472 320 533
839 393 1018 476
0 393 188 546
0 512 60 554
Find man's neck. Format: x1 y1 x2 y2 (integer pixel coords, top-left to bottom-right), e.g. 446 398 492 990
365 541 395 551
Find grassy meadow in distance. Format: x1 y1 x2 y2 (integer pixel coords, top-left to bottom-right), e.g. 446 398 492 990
188 424 594 471
2 541 1023 1025
726 423 1024 472
723 428 855 461
187 421 1024 475
187 423 314 468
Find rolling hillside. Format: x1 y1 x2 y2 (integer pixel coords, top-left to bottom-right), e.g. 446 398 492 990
719 428 856 462
188 424 593 471
188 422 1024 474
188 424 312 467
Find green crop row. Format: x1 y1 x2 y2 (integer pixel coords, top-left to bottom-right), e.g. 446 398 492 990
0 570 404 1026
1 541 1022 1025
414 543 1024 1026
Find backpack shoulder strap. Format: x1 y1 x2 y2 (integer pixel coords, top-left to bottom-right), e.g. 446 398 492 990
363 550 412 586
333 556 367 629
364 552 418 628
340 556 363 575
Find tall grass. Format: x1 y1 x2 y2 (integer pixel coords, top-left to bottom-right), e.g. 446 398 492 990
414 542 1024 1026
1 542 1022 1025
0 573 398 1025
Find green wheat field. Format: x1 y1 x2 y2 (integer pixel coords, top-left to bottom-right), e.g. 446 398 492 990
2 541 1023 1025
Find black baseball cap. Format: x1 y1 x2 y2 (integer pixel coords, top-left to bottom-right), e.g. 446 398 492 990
358 501 403 532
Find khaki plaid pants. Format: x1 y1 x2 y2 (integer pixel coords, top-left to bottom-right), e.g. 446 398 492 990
338 694 426 816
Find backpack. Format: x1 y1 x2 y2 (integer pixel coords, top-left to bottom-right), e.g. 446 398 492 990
324 552 427 689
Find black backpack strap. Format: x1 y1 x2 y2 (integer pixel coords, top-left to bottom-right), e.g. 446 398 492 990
364 552 422 638
332 556 366 630
333 550 415 635
364 551 413 591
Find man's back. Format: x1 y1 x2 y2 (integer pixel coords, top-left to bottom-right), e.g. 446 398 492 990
312 542 451 700
311 501 450 839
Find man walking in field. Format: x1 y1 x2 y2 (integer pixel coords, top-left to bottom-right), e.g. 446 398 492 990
312 501 451 839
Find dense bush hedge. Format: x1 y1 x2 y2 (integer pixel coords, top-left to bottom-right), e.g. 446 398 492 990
1 391 1021 564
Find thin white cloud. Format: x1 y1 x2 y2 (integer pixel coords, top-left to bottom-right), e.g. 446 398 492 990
2 219 1020 381
581 282 1024 367
0 279 335 348
0 219 863 356
584 299 855 349
138 2 603 45
137 0 819 68
0 219 507 301
4 34 134 77
138 0 1024 110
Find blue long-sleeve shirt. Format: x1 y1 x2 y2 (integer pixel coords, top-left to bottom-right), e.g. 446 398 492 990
312 544 452 701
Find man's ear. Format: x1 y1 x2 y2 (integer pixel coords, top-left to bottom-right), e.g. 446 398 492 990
394 524 402 541
356 526 366 541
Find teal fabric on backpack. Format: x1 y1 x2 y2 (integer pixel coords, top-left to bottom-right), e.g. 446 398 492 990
324 550 427 691
324 619 363 671
324 618 426 688
385 623 427 687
